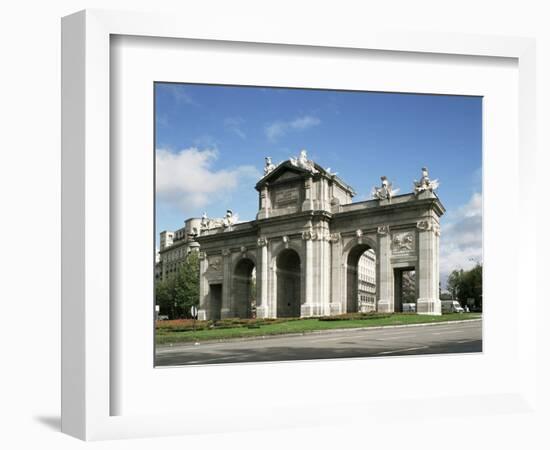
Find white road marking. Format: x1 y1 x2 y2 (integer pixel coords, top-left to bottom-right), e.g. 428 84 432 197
377 346 428 355
431 330 464 335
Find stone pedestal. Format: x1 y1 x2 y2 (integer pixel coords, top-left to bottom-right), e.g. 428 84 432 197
197 309 207 321
300 303 324 317
329 303 342 315
256 305 270 319
417 298 442 315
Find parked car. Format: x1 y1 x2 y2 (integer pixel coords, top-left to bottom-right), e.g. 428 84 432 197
440 300 464 313
402 303 416 313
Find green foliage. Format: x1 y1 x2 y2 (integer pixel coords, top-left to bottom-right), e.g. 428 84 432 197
155 252 200 319
318 312 392 321
446 263 483 310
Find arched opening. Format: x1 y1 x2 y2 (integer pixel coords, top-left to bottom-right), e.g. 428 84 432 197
233 258 256 318
276 249 301 317
346 245 377 313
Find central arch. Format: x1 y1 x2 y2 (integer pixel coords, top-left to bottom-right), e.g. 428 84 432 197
276 248 301 317
233 258 256 318
346 244 377 313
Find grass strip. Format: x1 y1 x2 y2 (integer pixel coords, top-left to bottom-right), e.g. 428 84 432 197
156 313 481 345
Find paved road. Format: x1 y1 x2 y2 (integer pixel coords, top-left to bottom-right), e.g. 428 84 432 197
155 319 482 366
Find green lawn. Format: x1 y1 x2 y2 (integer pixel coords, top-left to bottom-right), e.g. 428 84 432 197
155 313 481 345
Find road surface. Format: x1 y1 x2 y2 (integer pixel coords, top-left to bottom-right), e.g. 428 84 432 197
155 319 482 366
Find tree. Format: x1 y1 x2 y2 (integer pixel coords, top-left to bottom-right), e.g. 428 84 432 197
447 268 464 300
401 270 416 303
155 277 174 317
446 263 483 310
155 251 200 319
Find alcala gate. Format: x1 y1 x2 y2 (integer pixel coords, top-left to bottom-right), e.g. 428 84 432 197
196 150 445 320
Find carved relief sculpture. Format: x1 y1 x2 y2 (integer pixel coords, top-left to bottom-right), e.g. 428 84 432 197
207 256 222 272
391 232 415 253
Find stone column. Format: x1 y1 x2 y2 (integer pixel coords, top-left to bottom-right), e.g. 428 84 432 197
220 248 232 319
197 251 209 320
329 233 343 315
376 225 394 313
256 237 270 318
321 230 331 315
300 229 315 316
416 219 442 315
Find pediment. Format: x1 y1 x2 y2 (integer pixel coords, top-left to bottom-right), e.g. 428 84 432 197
256 162 309 189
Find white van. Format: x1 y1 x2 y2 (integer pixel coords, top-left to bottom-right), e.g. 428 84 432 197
441 300 464 313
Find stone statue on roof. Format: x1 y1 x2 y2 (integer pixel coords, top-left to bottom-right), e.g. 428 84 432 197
414 167 439 195
289 149 318 173
372 176 399 200
264 156 277 175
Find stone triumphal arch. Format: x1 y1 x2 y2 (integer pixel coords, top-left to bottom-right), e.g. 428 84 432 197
196 151 444 320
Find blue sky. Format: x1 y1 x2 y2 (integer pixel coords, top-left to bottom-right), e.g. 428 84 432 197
155 83 482 284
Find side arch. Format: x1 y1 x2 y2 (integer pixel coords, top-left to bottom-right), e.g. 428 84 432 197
232 257 256 318
342 239 378 314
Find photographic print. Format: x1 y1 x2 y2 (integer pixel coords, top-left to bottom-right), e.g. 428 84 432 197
154 83 482 366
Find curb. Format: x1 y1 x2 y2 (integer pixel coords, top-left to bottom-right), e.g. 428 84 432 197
156 317 482 351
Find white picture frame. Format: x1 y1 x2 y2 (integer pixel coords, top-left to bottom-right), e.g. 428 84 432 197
61 9 538 441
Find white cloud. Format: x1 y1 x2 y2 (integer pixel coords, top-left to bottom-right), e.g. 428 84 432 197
224 117 247 139
168 85 196 105
265 115 321 141
439 192 483 287
156 147 260 213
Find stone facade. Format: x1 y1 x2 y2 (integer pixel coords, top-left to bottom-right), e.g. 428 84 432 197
156 218 202 281
193 154 445 319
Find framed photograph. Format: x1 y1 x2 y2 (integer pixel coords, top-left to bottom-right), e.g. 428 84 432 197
62 9 537 441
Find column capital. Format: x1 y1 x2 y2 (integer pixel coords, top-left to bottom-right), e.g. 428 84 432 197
302 230 316 240
377 225 390 236
257 236 269 247
198 251 207 260
221 248 231 257
416 218 440 234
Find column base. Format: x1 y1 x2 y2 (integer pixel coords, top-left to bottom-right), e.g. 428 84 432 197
417 298 442 315
256 305 271 319
329 303 343 316
300 303 325 317
197 309 207 321
377 299 394 313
